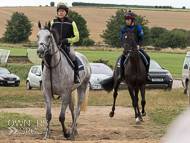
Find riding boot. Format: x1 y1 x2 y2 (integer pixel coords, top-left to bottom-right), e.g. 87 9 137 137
146 63 151 81
73 59 80 83
117 59 124 82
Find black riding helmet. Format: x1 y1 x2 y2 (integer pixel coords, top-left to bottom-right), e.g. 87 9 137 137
124 10 135 24
57 2 69 14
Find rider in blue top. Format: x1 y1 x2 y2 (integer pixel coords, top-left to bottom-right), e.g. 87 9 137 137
117 10 151 81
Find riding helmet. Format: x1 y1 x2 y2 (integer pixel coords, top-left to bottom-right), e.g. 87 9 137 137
124 10 135 20
57 2 69 14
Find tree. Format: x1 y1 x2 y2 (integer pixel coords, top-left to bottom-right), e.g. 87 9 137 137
154 30 187 48
100 9 151 47
50 2 55 7
3 12 33 43
150 27 167 44
68 10 90 46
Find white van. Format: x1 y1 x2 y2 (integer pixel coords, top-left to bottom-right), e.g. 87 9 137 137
182 51 190 95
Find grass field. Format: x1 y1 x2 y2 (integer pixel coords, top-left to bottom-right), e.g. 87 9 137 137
0 46 186 78
0 7 190 42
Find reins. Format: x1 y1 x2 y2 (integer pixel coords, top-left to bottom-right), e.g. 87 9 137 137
44 43 63 100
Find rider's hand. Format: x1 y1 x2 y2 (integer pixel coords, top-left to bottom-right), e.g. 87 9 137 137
60 38 68 45
137 45 140 50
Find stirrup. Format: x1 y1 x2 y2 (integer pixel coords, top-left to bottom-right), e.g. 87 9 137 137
117 74 123 81
146 74 151 81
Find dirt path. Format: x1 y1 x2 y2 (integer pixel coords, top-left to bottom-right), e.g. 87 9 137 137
0 106 163 143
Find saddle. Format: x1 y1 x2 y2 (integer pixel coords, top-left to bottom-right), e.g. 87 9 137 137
59 46 84 71
117 51 148 67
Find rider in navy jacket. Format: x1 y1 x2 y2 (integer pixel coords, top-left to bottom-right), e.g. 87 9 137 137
117 10 151 81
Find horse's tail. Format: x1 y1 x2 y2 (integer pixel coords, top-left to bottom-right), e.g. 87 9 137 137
74 86 89 112
100 76 114 93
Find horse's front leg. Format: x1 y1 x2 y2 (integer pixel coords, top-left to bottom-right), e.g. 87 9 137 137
134 87 142 123
128 86 140 125
140 85 146 117
59 93 70 139
110 80 121 117
43 90 52 140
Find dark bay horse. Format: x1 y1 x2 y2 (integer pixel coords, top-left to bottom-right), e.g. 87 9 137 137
100 29 146 125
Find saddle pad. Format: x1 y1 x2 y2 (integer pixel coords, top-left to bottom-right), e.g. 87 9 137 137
60 48 84 71
117 51 148 67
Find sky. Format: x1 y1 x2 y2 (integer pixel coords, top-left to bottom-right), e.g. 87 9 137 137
0 0 190 9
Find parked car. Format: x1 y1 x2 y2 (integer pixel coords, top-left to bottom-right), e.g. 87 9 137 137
182 51 190 95
89 63 126 90
26 65 42 90
0 67 20 86
146 60 173 90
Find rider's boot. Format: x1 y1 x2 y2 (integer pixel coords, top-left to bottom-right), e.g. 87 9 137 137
117 59 124 82
146 63 151 81
73 58 80 83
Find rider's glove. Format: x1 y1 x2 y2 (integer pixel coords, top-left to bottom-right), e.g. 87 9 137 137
60 38 68 45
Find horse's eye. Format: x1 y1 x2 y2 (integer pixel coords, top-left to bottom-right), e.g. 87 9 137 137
37 35 38 38
48 35 51 38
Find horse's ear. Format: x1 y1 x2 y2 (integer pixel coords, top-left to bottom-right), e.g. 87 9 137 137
38 21 41 29
48 21 51 29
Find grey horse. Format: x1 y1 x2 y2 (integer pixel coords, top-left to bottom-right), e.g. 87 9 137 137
36 21 91 140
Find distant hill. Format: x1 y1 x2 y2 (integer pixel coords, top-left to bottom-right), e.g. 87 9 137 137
0 7 190 42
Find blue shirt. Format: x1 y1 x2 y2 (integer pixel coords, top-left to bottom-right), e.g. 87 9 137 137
120 24 143 45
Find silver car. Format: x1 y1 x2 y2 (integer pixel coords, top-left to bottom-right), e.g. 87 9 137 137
26 65 42 90
89 63 127 90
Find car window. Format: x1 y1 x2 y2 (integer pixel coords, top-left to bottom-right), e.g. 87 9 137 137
183 57 190 69
0 68 10 74
91 65 113 74
150 61 162 69
36 67 41 75
31 67 37 74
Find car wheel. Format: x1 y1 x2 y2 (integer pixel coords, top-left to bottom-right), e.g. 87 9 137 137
26 81 32 90
186 80 189 96
40 83 43 91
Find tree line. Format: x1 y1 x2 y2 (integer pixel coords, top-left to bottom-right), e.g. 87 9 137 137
1 9 189 49
72 2 173 9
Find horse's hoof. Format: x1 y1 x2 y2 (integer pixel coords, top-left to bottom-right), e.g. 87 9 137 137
139 116 143 122
141 111 146 116
43 136 49 140
69 135 75 141
64 130 70 138
136 121 141 125
109 111 114 117
74 130 78 135
136 117 141 125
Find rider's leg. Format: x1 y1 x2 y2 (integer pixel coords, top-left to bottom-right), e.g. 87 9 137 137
117 53 125 81
139 48 151 81
69 45 80 83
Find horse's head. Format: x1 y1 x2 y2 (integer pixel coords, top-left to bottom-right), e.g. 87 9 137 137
37 21 59 58
121 29 137 57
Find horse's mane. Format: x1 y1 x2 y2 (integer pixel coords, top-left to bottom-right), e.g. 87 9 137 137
43 26 59 45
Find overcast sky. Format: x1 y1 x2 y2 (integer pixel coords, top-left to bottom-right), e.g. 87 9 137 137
0 0 190 8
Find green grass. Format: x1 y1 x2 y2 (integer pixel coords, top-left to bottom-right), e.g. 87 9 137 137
0 46 27 56
77 50 185 78
0 112 39 130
